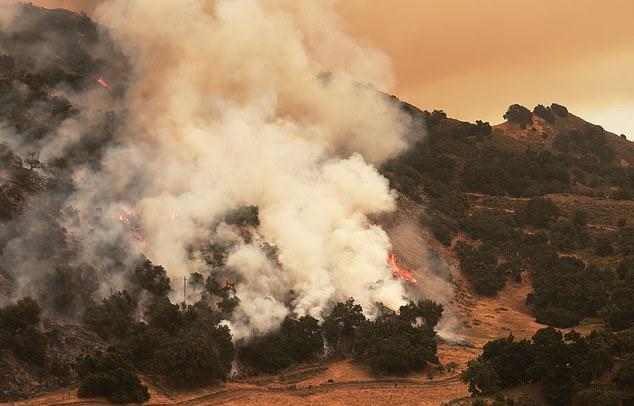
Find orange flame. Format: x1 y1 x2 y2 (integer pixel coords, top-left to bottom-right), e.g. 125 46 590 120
118 207 146 246
387 253 417 284
96 76 110 89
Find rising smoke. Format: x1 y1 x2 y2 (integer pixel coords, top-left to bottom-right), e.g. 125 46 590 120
2 0 423 339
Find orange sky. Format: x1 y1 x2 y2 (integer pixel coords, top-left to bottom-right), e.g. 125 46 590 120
336 0 634 136
7 0 634 135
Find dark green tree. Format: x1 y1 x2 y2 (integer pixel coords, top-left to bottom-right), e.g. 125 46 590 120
76 350 149 404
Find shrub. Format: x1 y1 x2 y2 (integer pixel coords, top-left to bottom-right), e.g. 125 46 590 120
76 350 149 404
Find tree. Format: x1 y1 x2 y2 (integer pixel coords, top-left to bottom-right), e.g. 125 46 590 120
153 329 234 388
575 384 623 406
481 335 534 387
521 197 559 228
399 299 444 329
528 328 573 405
533 105 555 124
595 237 614 256
145 296 185 335
132 258 171 297
613 354 634 389
280 316 323 363
461 359 501 394
0 298 47 365
572 210 588 227
455 241 507 295
76 350 149 404
550 103 568 117
238 316 323 373
353 317 438 375
238 333 292 373
83 292 136 339
322 298 366 347
504 104 533 128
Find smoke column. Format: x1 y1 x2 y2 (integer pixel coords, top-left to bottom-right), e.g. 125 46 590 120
62 0 419 338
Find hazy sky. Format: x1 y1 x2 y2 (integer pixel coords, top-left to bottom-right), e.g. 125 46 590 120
8 0 634 135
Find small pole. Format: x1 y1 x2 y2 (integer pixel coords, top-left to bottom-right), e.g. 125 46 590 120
183 276 187 306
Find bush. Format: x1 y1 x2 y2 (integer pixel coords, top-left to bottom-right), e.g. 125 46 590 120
504 104 533 128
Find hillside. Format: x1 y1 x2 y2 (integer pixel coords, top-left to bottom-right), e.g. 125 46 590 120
1 4 634 406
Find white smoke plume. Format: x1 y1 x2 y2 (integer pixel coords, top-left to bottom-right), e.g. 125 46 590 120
60 0 419 339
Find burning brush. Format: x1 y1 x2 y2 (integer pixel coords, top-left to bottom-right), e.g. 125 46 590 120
387 253 417 284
